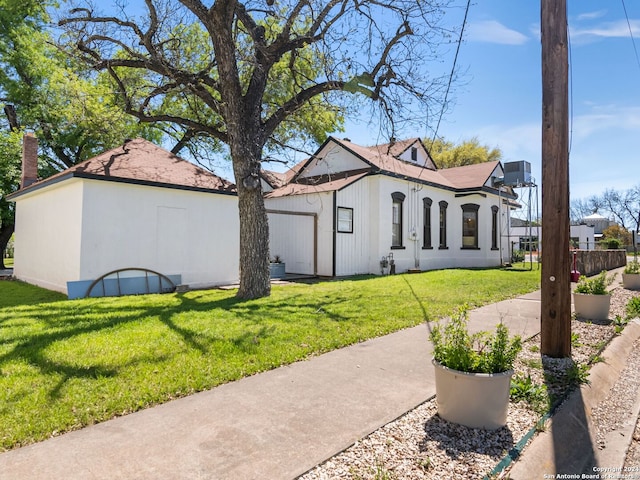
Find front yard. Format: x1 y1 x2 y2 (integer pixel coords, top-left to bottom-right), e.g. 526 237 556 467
0 268 540 451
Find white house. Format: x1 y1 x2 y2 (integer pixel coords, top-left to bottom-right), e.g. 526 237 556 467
8 136 239 297
264 137 517 276
507 222 596 254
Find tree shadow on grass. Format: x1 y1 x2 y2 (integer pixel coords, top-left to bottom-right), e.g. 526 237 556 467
0 288 359 406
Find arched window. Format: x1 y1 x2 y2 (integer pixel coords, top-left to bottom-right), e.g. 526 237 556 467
391 192 405 248
461 203 480 249
423 197 433 249
439 201 448 249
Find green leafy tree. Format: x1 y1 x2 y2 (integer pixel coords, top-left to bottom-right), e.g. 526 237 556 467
427 136 502 169
602 224 631 249
0 0 161 261
59 0 455 299
0 130 21 269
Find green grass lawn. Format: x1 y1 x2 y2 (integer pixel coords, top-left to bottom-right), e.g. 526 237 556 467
0 268 540 451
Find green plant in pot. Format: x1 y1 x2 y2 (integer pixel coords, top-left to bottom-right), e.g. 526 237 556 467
269 255 286 279
573 270 615 320
623 261 640 290
430 305 521 430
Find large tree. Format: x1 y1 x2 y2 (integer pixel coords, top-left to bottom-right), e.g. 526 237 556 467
599 187 640 234
0 0 162 263
0 130 21 269
58 0 455 299
573 186 640 235
426 136 502 168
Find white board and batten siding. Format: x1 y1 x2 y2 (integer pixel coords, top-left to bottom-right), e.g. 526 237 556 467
334 177 372 276
366 176 503 273
266 192 334 277
268 211 315 275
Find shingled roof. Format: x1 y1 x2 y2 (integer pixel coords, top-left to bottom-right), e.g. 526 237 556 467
8 138 236 200
266 136 504 198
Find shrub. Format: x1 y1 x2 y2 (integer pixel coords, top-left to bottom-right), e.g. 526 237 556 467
624 261 640 274
574 271 615 295
627 297 640 319
430 305 522 374
605 238 622 249
511 249 525 263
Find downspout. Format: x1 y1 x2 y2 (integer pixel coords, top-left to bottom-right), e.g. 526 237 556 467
413 183 422 269
332 191 337 277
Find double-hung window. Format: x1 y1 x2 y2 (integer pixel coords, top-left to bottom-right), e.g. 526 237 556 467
439 201 448 249
461 203 480 249
391 192 405 248
423 197 433 249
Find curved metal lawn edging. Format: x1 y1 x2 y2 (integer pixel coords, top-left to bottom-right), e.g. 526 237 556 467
84 267 177 298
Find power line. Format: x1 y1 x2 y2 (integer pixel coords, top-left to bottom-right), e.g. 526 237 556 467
568 21 574 155
429 0 471 152
621 0 640 73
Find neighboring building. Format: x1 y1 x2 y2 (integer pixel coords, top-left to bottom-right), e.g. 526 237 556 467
570 224 596 250
581 213 612 239
8 137 239 297
506 222 595 255
264 137 517 276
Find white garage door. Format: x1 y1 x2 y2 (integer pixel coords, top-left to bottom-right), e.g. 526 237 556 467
268 211 316 275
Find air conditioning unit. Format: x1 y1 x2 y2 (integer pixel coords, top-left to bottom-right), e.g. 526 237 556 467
503 161 531 186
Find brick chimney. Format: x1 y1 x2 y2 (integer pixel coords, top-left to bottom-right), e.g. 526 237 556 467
21 133 38 188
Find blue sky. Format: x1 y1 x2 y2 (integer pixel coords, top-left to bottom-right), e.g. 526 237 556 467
340 1 640 203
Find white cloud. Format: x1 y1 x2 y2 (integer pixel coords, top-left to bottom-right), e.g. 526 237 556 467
466 20 529 45
576 10 608 22
570 19 640 41
571 105 640 140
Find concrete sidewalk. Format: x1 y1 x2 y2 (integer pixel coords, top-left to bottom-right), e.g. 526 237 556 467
0 270 630 480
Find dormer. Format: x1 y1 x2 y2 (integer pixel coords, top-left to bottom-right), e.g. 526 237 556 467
394 138 437 170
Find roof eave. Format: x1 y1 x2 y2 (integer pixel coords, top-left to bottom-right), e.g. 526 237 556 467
7 171 237 201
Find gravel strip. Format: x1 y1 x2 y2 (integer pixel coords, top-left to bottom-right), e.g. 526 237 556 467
299 287 640 480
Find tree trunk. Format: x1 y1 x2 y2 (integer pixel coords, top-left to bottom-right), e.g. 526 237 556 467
230 139 271 300
0 221 15 270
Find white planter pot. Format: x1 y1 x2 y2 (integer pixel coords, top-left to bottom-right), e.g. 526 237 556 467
572 292 611 321
432 359 512 430
623 273 640 290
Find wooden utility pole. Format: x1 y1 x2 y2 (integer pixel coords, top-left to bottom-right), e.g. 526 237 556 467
541 0 571 357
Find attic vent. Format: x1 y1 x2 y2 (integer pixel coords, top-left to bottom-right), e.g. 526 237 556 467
411 147 418 162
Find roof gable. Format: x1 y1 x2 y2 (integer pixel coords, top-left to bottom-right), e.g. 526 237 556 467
367 138 437 170
293 140 371 182
266 136 511 198
9 138 236 200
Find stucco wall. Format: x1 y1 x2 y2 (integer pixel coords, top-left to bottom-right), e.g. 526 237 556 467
13 180 84 293
80 180 239 289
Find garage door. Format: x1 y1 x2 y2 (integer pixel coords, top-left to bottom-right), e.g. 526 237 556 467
267 211 316 275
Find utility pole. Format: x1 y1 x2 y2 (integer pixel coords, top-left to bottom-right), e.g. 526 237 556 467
540 0 571 357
